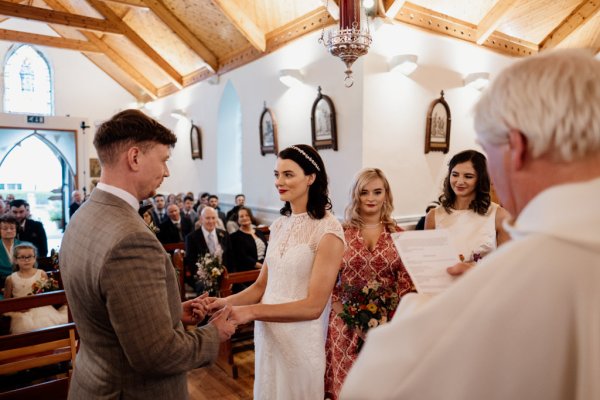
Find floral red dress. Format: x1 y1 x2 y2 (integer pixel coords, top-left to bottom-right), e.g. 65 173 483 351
324 226 415 399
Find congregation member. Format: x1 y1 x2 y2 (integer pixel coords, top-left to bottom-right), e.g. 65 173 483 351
0 214 21 291
425 149 511 275
184 206 232 293
210 144 345 399
325 168 415 400
60 109 235 399
226 193 245 221
341 49 600 400
414 200 439 230
193 191 210 213
69 189 83 217
4 242 68 333
208 194 227 227
10 199 48 257
181 195 198 223
150 193 167 226
157 204 193 244
230 206 267 272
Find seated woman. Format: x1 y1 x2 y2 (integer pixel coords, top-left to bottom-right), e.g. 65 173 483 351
0 214 21 294
3 242 67 333
230 207 267 272
425 149 511 275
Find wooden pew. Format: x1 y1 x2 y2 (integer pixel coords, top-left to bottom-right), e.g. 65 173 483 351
170 249 186 301
216 267 260 379
0 291 76 399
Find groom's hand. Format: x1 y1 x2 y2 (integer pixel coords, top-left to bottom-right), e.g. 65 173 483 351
181 293 209 325
209 305 236 342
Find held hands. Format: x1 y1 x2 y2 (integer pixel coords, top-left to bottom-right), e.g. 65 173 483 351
181 293 211 325
208 305 237 342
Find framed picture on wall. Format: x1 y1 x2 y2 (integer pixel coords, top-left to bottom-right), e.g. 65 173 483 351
259 102 278 156
425 90 451 154
311 86 338 151
89 158 101 178
190 123 202 159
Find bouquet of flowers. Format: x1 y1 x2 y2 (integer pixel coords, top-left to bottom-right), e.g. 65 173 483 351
338 279 400 353
195 250 224 296
31 277 60 295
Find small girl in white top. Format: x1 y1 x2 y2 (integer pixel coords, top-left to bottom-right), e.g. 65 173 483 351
3 242 67 333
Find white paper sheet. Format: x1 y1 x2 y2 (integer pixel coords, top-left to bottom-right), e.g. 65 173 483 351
391 229 459 294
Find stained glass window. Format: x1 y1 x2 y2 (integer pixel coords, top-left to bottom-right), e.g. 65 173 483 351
4 44 54 115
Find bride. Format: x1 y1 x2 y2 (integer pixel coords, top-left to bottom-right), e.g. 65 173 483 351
209 144 344 399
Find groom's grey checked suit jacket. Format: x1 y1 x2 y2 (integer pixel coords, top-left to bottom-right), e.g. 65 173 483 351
60 189 220 399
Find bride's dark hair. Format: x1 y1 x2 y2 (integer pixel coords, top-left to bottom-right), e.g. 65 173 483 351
278 144 332 219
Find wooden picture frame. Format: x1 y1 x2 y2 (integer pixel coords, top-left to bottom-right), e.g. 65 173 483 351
89 158 101 178
425 90 452 154
311 86 338 151
190 123 202 160
259 102 278 156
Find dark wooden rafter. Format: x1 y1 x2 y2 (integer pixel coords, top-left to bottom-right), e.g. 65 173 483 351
140 0 218 71
0 27 101 51
87 0 184 88
0 0 121 33
540 0 600 49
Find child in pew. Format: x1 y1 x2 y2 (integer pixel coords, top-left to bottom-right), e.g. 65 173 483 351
3 242 67 334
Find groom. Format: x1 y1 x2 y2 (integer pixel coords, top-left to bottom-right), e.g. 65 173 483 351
60 110 236 399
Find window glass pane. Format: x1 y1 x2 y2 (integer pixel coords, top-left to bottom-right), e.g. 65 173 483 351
4 45 54 115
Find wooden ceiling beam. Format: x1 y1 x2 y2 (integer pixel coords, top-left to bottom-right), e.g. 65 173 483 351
43 0 158 99
0 0 121 33
140 0 218 71
212 0 266 52
475 0 519 45
83 54 150 102
103 0 147 8
384 0 406 18
320 0 339 20
0 27 101 52
540 0 600 49
87 0 183 88
394 3 537 57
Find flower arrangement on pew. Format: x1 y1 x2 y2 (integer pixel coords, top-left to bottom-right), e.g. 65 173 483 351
31 277 60 295
338 279 400 353
195 250 224 296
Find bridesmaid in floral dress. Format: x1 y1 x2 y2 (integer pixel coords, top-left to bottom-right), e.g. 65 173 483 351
324 168 415 400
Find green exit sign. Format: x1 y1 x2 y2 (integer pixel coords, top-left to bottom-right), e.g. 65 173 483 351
27 115 44 123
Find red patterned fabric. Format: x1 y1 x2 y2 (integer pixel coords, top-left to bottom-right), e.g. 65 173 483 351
325 226 415 400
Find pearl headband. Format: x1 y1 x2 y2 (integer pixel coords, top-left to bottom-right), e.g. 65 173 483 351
289 145 321 171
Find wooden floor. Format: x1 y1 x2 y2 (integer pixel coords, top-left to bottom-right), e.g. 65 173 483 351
188 350 254 400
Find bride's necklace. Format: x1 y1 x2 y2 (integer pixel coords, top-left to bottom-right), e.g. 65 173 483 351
362 221 382 229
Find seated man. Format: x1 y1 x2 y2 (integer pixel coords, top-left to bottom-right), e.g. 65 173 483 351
207 195 227 228
184 207 232 292
150 194 167 226
157 204 193 244
341 49 600 400
10 199 48 257
69 190 83 217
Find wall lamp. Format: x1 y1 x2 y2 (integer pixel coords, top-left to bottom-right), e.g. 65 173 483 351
279 69 304 88
463 72 490 90
389 54 418 76
170 109 188 120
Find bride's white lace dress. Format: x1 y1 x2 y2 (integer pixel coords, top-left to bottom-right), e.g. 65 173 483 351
254 211 344 399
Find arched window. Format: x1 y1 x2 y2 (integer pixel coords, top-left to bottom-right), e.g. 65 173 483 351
4 44 54 115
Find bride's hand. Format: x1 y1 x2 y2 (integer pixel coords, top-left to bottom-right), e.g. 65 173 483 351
229 305 254 326
207 297 228 314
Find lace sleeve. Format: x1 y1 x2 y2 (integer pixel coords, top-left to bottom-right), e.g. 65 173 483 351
313 213 345 251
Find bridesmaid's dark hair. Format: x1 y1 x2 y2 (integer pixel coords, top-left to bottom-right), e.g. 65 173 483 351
439 149 491 215
278 144 331 219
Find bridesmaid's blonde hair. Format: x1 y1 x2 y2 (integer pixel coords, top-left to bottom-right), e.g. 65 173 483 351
345 168 397 232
